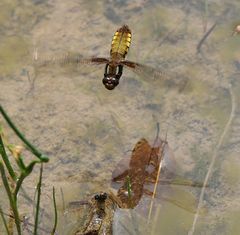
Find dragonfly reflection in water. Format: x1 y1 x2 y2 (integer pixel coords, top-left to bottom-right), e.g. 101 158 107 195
34 25 165 90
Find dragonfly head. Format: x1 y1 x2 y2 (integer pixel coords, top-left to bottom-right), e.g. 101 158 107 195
94 192 108 202
102 74 119 90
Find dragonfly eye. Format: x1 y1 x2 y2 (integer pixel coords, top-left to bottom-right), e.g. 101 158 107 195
102 76 109 84
94 192 108 201
102 192 107 200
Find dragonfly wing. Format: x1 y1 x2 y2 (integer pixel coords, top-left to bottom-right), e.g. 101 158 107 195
159 177 206 188
155 185 200 214
145 141 177 183
68 200 90 209
120 60 190 92
120 60 168 80
111 155 130 189
33 50 109 68
166 187 206 214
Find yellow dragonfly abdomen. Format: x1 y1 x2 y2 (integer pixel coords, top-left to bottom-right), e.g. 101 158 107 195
110 25 132 59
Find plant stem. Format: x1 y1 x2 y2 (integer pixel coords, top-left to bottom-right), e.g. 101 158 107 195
14 160 40 199
126 176 132 201
0 161 21 235
147 141 165 223
0 106 48 162
34 163 43 235
51 187 57 235
0 206 11 235
14 174 26 201
0 135 17 180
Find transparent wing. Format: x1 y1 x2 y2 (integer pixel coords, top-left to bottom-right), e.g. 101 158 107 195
156 185 206 214
120 59 190 91
68 200 90 209
61 200 92 234
33 50 109 68
158 177 205 188
120 60 168 80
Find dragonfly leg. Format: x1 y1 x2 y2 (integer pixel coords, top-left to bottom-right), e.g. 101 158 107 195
116 65 123 79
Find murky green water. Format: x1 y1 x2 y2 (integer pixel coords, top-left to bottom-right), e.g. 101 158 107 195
0 0 240 234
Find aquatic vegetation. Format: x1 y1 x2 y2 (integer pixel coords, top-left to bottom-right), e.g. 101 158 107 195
0 105 55 234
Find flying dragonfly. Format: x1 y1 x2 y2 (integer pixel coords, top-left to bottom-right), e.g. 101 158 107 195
34 25 166 90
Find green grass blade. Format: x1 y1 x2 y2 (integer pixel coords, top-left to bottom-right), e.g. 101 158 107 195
34 163 43 235
0 135 17 180
0 161 21 234
0 106 49 162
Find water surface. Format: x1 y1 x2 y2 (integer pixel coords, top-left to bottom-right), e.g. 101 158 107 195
0 0 240 234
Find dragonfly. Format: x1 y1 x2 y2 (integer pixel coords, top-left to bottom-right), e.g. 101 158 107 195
33 25 165 90
72 192 118 235
111 136 205 212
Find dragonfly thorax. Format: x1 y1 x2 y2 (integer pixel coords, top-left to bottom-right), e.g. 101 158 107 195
102 64 123 90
